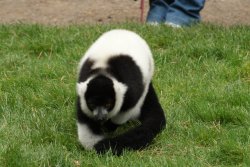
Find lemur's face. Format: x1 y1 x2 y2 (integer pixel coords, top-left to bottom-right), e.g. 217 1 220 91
85 75 115 120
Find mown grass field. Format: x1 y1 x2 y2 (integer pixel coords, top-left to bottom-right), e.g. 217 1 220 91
0 23 249 166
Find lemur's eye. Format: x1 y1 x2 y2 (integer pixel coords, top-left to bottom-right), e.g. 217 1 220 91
105 103 112 110
87 101 95 110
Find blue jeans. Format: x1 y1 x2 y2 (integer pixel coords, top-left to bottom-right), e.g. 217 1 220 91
147 0 205 26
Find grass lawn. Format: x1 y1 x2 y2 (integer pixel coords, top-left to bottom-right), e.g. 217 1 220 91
0 23 249 166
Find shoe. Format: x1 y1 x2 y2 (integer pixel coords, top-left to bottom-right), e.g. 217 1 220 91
147 22 160 26
164 22 181 28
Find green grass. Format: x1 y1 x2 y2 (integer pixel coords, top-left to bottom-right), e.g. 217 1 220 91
0 23 249 167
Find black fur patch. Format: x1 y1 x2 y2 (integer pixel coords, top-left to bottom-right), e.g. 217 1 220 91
78 59 102 82
85 75 115 112
107 55 144 111
78 59 93 82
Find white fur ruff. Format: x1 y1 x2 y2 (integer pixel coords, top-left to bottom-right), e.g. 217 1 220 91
77 74 128 119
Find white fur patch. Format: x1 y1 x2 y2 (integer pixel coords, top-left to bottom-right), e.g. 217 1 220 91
76 77 94 118
77 123 104 150
107 78 127 118
78 29 154 84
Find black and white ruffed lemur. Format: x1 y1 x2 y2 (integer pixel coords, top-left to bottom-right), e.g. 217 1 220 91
76 29 166 155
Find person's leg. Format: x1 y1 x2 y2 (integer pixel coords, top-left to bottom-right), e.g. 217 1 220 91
165 0 205 26
146 0 169 23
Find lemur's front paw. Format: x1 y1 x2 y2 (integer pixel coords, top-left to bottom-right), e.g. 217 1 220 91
94 139 123 156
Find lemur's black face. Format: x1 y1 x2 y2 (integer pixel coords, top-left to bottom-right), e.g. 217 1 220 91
85 75 115 120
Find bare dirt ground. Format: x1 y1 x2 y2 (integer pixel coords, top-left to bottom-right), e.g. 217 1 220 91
0 0 250 26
